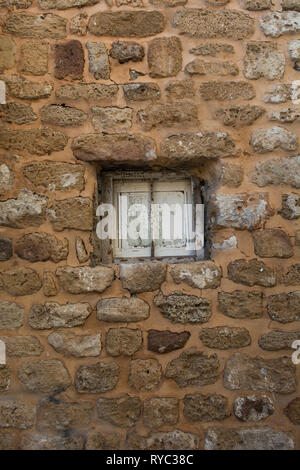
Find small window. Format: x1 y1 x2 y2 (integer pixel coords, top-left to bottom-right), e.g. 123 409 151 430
97 171 204 262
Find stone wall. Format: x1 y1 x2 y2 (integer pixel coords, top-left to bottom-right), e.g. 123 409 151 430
0 0 300 451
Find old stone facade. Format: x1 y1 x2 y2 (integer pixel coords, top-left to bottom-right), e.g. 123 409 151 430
0 0 299 452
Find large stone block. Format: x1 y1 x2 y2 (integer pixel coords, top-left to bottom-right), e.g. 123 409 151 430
0 128 68 156
0 302 24 330
56 266 114 294
23 161 85 192
147 330 190 354
0 102 37 125
97 395 141 427
200 81 255 101
54 40 84 80
251 156 300 188
120 262 166 293
185 59 238 76
123 83 160 101
267 291 300 323
259 11 300 37
3 13 67 39
137 102 197 131
215 105 265 127
19 41 48 76
0 35 16 72
154 292 211 324
38 0 99 8
4 75 52 100
127 429 201 450
259 330 300 350
128 359 162 391
86 41 110 80
110 40 144 63
233 395 274 422
48 330 101 357
183 394 230 422
148 37 182 78
37 400 94 431
40 104 87 127
0 401 35 429
48 197 93 231
75 361 120 393
252 229 293 258
29 302 92 329
18 359 72 393
15 232 68 263
106 328 142 356
96 297 149 322
91 106 133 133
143 397 179 429
279 193 300 219
170 262 221 289
218 291 263 319
88 11 165 37
243 42 285 80
199 326 251 349
56 82 118 101
0 336 43 357
0 189 48 229
1 267 42 296
228 259 276 287
251 127 298 153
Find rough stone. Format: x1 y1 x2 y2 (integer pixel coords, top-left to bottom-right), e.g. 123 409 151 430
137 102 198 131
37 400 93 431
23 161 85 192
284 397 300 424
0 189 47 229
128 359 162 391
86 431 121 450
1 266 41 296
39 0 99 8
165 80 195 100
251 127 298 153
15 232 68 263
3 13 67 39
259 11 300 37
281 0 300 9
228 259 276 287
170 262 221 289
0 164 14 196
43 272 58 297
54 40 84 80
91 106 132 133
0 128 68 156
288 39 300 60
88 11 165 37
165 349 220 388
19 41 48 76
0 336 43 356
120 262 166 293
40 104 87 127
29 302 92 329
75 237 89 263
239 0 271 9
200 81 255 101
0 0 32 7
72 133 156 165
48 330 101 357
212 235 238 251
233 395 274 421
262 83 293 103
147 330 190 354
70 12 88 36
190 43 234 56
110 41 144 63
259 330 300 350
251 156 300 189
123 83 160 101
148 37 182 78
243 42 285 80
127 429 201 450
215 105 264 128
48 197 93 231
173 8 254 39
0 35 16 72
268 108 300 123
0 367 10 392
280 264 300 285
143 397 179 429
56 82 118 101
154 292 211 324
218 291 263 319
223 353 296 393
279 193 300 219
183 394 230 422
0 102 37 125
0 238 12 261
97 297 149 323
185 59 238 77
106 328 142 357
56 266 114 294
252 229 293 258
199 327 251 349
75 361 120 393
4 75 52 100
86 41 109 80
97 395 141 427
0 432 18 450
20 433 84 450
267 291 300 323
0 401 35 429
18 359 71 393
221 164 243 187
0 302 24 330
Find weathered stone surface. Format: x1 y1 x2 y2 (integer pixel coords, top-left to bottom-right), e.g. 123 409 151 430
212 235 238 251
0 432 18 450
160 133 237 165
173 8 254 39
56 82 118 101
123 83 161 101
251 127 298 153
221 164 243 187
18 359 71 393
3 13 67 39
147 330 190 354
110 40 144 63
70 12 88 36
86 41 109 80
199 327 251 349
43 272 58 297
88 11 165 37
184 394 230 422
268 108 300 123
166 349 220 388
56 266 114 294
75 361 120 393
0 102 37 125
4 75 52 100
262 83 293 103
212 193 273 230
0 190 47 229
128 359 162 391
243 42 285 80
281 0 300 9
296 230 300 246
215 105 264 128
284 397 300 424
97 297 149 323
86 431 121 450
154 292 211 324
224 353 296 393
228 259 276 287
185 59 238 77
0 35 15 72
288 39 300 61
137 102 198 131
106 328 142 357
204 426 294 450
127 429 201 450
259 11 300 37
251 156 300 189
148 37 182 78
233 395 274 422
239 0 271 9
1 267 41 296
170 262 221 289
0 367 10 392
38 0 99 8
200 81 255 101
0 238 12 261
48 197 93 231
29 302 92 329
252 229 293 258
165 80 195 100
267 292 300 323
279 193 300 219
120 262 166 293
259 330 300 350
0 401 35 429
97 395 141 427
40 104 87 127
91 106 133 133
0 164 14 196
0 0 32 8
23 161 85 192
37 400 93 431
0 128 68 156
20 433 84 450
75 237 89 263
54 40 84 80
281 264 300 285
72 133 156 165
143 397 179 429
0 302 24 330
19 41 48 76
48 330 101 357
15 232 68 263
218 291 263 319
0 336 43 357
190 43 234 56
